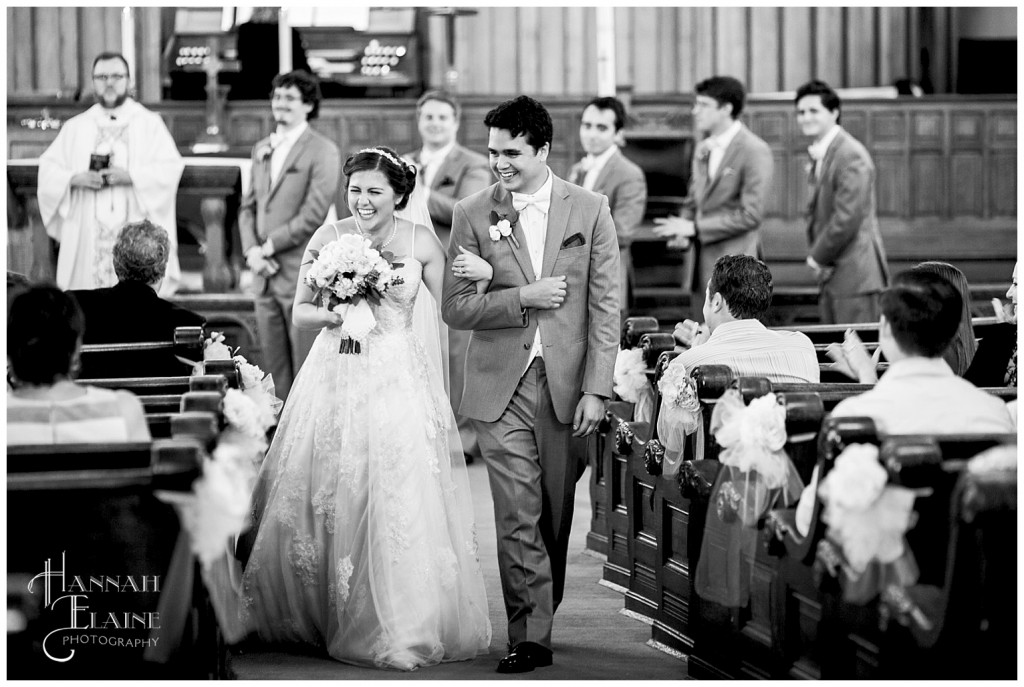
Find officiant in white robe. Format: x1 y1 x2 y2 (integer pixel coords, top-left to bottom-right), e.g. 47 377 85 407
38 52 184 295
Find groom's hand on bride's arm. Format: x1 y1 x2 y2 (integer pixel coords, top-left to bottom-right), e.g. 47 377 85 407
573 393 607 437
520 276 567 309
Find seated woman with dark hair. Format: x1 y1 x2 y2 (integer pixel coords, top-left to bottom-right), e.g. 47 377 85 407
7 285 150 444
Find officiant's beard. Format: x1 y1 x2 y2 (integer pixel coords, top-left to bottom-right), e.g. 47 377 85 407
96 90 129 110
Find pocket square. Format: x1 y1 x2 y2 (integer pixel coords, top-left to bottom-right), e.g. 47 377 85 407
561 233 585 249
284 166 299 174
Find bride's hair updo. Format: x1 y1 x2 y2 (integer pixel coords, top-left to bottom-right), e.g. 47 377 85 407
343 146 417 210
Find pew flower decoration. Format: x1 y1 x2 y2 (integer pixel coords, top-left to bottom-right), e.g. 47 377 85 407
488 210 520 248
203 331 234 361
655 360 702 475
303 234 405 354
816 443 920 604
233 354 284 419
711 390 790 488
223 388 276 443
613 348 647 403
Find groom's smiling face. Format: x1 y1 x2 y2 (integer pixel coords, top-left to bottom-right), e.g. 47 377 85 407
488 128 549 195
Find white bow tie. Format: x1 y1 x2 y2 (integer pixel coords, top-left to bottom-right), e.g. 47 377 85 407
807 143 826 162
269 132 285 150
512 193 550 214
580 155 596 173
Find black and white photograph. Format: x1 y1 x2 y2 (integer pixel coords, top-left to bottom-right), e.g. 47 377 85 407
5 4 1017 680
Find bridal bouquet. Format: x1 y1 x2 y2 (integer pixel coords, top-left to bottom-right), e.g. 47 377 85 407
303 234 405 354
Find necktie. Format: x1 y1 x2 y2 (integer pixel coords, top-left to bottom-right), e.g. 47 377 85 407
512 193 550 215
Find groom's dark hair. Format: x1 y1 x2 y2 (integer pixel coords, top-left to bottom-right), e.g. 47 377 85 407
484 95 553 151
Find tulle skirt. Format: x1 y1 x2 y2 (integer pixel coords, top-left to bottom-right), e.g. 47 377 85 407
238 324 491 670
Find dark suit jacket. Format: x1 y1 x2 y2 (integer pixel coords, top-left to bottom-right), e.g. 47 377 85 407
70 281 206 379
238 126 341 298
964 322 1016 387
680 123 773 291
404 143 491 244
568 148 647 249
807 127 890 297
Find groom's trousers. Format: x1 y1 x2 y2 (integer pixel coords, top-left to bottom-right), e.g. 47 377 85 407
475 358 585 651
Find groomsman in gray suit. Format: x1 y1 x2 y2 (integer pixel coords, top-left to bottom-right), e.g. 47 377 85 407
441 96 619 673
653 76 773 320
568 97 647 317
795 80 890 324
405 91 492 461
239 70 340 399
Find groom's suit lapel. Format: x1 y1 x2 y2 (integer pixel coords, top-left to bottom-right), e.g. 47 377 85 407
541 176 572 279
491 185 535 282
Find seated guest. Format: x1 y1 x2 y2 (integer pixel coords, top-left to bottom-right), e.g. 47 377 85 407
666 255 819 383
70 220 205 379
796 270 1015 534
827 261 978 382
965 262 1017 387
7 286 150 444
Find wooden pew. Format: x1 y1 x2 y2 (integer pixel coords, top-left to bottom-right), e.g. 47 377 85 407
6 438 226 678
811 432 1016 679
78 326 205 380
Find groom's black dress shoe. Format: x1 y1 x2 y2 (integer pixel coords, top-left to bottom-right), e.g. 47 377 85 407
496 642 553 673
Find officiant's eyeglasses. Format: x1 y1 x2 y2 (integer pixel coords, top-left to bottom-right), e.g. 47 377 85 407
93 73 128 82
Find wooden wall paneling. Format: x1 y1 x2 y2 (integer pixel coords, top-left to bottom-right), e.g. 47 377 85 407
879 7 909 87
787 155 812 230
35 9 62 95
518 7 541 97
137 8 162 103
614 7 633 91
693 8 715 89
950 152 985 217
906 7 922 87
655 7 676 94
583 8 598 96
874 152 909 218
424 14 445 90
231 115 267 149
988 111 1017 218
814 7 844 86
565 6 589 97
58 7 80 97
538 7 563 96
675 7 696 94
104 7 123 55
751 112 790 218
781 7 813 92
79 8 109 100
715 7 748 85
931 8 951 94
911 153 947 217
7 9 19 93
490 8 518 95
11 7 35 93
846 7 876 87
453 6 478 94
632 7 660 95
750 7 781 93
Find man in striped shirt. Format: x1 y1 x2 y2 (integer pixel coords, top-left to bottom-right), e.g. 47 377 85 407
667 255 819 383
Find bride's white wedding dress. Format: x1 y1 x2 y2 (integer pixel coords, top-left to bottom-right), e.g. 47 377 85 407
239 224 491 670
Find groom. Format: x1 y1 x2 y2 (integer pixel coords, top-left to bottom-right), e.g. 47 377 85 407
441 95 620 673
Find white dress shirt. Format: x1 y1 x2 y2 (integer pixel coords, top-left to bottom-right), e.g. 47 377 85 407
807 124 841 180
669 319 820 384
419 140 455 189
269 122 308 185
794 356 1016 536
706 120 742 179
581 144 618 191
512 168 554 372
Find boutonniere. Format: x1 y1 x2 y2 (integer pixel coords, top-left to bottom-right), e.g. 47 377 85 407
488 209 520 248
696 147 711 164
438 175 455 187
721 167 735 177
256 144 273 162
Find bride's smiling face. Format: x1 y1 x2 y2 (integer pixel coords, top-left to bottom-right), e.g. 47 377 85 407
347 169 397 234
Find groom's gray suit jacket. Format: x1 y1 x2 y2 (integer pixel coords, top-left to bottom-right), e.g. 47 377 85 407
441 174 620 424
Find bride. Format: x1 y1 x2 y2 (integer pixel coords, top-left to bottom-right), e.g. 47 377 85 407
238 146 491 670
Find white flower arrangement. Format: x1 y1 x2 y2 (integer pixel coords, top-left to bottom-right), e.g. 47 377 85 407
223 388 276 441
658 360 700 412
232 354 265 391
303 234 405 353
817 443 918 574
203 331 233 361
613 348 648 403
711 390 790 488
487 210 520 248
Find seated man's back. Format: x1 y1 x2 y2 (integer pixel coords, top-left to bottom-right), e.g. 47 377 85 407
667 255 819 383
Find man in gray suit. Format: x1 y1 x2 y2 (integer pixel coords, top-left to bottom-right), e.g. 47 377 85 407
405 91 491 461
795 80 889 324
239 70 340 399
441 96 619 673
653 76 773 320
568 96 647 319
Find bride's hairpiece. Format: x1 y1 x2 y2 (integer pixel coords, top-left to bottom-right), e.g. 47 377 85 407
358 147 406 172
